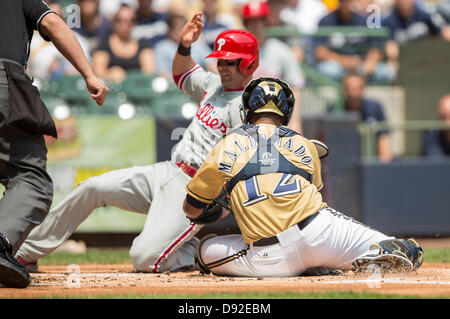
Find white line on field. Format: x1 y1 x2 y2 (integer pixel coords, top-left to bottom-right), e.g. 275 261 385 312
32 273 450 286
323 279 450 285
33 273 154 278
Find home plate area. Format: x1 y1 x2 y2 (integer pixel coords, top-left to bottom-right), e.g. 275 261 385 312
0 263 448 298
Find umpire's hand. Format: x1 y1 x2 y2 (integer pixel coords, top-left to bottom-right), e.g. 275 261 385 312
39 12 109 106
85 75 109 106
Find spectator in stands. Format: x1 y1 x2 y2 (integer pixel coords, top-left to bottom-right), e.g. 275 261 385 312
241 1 305 133
383 0 450 44
153 13 214 78
72 0 112 50
280 0 328 35
132 0 169 47
279 0 329 64
340 72 392 162
99 0 138 19
262 0 308 64
266 0 289 26
381 0 450 78
354 0 395 17
200 0 236 50
92 5 154 83
423 94 450 157
322 0 340 12
437 0 450 24
314 0 396 84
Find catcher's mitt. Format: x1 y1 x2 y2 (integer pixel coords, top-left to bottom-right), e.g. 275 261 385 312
188 188 231 225
309 139 329 159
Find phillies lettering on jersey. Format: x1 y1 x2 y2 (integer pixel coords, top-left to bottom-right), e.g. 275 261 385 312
172 65 243 167
196 101 228 134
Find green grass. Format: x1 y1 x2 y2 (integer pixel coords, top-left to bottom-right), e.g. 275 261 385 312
27 247 450 299
44 291 433 299
39 248 130 265
422 248 450 263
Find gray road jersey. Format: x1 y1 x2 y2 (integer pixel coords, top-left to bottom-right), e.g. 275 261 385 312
171 65 243 168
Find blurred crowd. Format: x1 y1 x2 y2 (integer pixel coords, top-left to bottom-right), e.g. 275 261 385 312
31 0 450 83
30 0 450 159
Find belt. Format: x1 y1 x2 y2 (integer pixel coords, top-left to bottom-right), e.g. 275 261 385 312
253 211 320 247
0 58 24 70
175 161 198 177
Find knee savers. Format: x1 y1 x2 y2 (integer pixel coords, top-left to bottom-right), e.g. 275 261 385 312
194 234 217 275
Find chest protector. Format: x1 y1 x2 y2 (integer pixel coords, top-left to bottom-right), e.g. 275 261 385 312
225 125 312 194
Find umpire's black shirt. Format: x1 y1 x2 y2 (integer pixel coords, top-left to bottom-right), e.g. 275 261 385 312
0 0 54 67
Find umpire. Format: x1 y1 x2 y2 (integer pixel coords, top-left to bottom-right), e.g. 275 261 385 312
0 0 108 288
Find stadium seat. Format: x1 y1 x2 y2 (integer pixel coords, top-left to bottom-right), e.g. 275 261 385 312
56 74 91 105
151 93 195 118
121 72 159 105
36 79 58 100
42 97 69 117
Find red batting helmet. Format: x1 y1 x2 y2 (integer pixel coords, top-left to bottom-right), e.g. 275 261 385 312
241 1 270 20
206 29 259 76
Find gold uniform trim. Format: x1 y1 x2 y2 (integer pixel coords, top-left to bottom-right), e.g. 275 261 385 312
206 247 249 270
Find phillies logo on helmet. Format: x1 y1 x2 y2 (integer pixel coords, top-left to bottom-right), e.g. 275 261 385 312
206 29 259 75
217 38 226 51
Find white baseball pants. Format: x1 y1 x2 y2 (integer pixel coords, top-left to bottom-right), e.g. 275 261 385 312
199 207 392 277
16 161 202 272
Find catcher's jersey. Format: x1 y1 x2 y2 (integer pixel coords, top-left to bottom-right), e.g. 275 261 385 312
186 124 327 243
172 64 244 168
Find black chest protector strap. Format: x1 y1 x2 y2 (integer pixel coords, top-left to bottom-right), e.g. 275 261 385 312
225 125 312 194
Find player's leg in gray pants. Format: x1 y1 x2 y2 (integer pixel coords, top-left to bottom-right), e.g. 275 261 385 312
128 161 202 272
16 161 201 272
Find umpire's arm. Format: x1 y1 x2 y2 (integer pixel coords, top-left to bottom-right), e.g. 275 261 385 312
39 13 108 106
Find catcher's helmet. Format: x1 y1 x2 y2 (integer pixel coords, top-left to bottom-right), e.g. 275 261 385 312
206 29 259 76
241 77 295 125
241 1 270 20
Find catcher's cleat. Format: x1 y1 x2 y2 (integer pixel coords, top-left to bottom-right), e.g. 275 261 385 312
353 253 413 273
353 238 424 273
404 238 424 268
0 234 31 288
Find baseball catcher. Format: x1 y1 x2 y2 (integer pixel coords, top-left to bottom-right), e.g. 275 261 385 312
183 77 423 277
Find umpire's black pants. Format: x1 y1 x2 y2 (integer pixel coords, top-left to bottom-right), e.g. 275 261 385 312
0 60 53 254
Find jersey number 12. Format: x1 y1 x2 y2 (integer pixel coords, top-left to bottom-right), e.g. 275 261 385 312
242 173 301 207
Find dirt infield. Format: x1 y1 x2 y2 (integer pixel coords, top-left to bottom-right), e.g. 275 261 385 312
1 238 449 298
0 263 448 298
